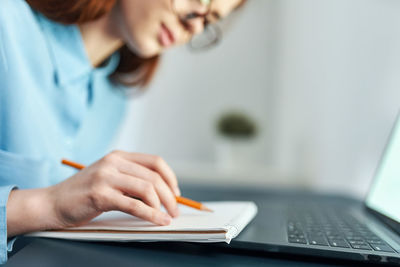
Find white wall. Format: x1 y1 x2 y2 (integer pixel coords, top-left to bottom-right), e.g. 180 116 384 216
271 0 400 196
113 0 400 197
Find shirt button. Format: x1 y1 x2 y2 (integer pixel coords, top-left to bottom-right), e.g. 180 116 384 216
65 138 73 147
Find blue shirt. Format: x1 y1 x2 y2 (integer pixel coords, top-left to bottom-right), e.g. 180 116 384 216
0 0 127 262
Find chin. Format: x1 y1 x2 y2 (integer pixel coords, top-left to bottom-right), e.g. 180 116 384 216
129 40 161 59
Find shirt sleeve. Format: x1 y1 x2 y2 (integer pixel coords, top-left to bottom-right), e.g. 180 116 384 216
0 185 17 264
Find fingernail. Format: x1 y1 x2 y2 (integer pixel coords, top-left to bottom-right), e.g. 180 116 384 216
174 187 181 196
161 214 172 225
172 206 180 218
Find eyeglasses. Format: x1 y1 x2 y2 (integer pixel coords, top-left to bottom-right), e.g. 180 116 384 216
171 0 222 51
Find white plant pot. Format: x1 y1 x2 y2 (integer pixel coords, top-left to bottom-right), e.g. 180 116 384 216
215 137 255 172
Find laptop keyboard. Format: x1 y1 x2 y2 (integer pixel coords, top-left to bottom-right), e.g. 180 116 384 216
287 206 397 253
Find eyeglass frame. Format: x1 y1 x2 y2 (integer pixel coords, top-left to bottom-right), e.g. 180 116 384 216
170 0 223 51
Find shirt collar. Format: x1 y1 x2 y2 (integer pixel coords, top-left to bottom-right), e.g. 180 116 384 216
36 13 119 87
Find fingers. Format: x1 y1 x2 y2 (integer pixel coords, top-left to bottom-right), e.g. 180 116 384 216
91 151 180 224
112 151 181 196
116 159 179 218
109 191 172 226
113 173 161 211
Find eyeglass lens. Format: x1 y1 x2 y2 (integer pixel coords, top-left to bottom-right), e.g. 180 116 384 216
172 0 221 51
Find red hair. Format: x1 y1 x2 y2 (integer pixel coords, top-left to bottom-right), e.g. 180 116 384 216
26 0 159 88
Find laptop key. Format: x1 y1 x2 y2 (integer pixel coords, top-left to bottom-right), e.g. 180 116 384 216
328 239 350 248
288 230 303 236
348 240 365 245
309 237 329 246
350 244 372 250
288 238 307 244
366 239 386 245
346 236 364 241
327 236 343 241
365 236 382 242
370 244 395 253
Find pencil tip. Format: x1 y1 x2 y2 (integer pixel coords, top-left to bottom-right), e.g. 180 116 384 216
201 206 214 212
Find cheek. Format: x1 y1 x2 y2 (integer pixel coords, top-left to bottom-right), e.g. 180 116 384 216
126 23 161 58
117 1 163 58
113 0 192 58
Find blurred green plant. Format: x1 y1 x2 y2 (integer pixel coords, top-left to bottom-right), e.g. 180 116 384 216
216 111 257 139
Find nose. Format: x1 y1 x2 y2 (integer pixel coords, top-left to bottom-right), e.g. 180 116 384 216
185 17 206 35
173 0 209 35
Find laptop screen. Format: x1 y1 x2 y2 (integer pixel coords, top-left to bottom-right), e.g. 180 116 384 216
366 114 400 224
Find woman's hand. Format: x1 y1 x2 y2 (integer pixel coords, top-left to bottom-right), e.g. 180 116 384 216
7 151 181 237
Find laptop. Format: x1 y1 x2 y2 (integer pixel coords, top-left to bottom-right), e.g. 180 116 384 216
232 113 400 264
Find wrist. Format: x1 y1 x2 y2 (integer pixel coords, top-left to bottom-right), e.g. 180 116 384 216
6 187 61 237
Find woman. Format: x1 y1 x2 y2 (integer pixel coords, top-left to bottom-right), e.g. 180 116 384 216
0 0 245 263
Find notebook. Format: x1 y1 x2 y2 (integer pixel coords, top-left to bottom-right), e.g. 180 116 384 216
28 201 258 244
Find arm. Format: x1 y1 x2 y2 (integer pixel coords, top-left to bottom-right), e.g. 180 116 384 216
0 185 17 263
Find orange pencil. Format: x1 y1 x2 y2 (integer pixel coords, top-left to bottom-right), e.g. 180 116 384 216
175 196 213 212
61 159 213 212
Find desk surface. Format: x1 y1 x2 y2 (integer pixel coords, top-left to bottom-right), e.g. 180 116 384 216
6 185 362 267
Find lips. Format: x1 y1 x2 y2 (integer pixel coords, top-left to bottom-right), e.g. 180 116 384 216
158 23 175 48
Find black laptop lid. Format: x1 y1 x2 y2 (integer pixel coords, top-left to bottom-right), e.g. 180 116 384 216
365 113 400 235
